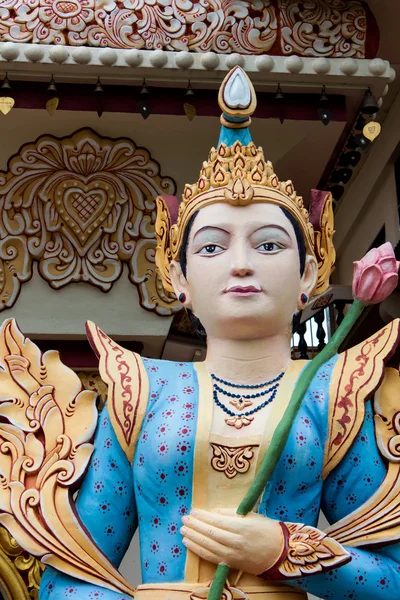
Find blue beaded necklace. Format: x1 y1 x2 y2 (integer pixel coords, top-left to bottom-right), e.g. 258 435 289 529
213 381 280 401
211 371 284 429
211 371 284 389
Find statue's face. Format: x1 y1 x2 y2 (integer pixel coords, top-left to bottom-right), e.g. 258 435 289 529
171 202 317 340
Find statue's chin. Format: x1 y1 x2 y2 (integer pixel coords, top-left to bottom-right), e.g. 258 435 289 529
203 314 289 341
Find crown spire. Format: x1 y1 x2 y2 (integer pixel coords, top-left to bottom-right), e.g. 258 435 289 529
218 66 257 147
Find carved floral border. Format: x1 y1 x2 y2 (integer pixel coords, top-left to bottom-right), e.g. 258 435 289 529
0 127 180 316
0 0 377 58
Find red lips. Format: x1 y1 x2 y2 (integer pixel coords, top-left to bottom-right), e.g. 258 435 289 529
225 286 261 294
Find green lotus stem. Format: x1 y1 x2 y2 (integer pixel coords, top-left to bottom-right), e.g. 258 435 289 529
208 299 365 600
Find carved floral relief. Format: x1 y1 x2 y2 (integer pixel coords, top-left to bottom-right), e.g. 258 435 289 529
0 0 376 57
279 0 370 58
0 128 179 316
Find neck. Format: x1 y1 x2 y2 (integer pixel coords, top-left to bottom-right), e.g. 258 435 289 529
204 332 291 384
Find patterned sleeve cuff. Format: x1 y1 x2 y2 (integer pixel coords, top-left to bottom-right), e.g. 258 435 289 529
260 522 351 580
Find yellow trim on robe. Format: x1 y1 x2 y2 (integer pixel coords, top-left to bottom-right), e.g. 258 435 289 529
185 360 307 588
323 319 400 480
135 582 306 599
85 320 149 463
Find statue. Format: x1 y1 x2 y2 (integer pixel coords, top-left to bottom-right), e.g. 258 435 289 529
0 67 399 600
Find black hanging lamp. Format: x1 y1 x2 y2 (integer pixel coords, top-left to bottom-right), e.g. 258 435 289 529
1 74 12 95
331 168 352 185
138 79 151 119
353 132 370 150
184 81 195 98
275 84 284 101
339 150 361 168
46 75 59 115
361 88 379 115
275 85 285 124
317 86 332 126
93 77 104 118
47 75 57 95
0 74 14 115
140 79 150 96
184 81 196 121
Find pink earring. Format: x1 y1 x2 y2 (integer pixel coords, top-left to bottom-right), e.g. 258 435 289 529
300 293 308 305
178 293 186 304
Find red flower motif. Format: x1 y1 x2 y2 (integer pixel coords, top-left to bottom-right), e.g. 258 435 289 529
151 516 161 528
94 481 104 493
158 561 167 575
177 426 191 437
176 441 191 455
158 443 169 456
162 409 175 418
180 372 191 379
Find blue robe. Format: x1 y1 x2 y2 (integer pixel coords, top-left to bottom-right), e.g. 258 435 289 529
39 350 400 600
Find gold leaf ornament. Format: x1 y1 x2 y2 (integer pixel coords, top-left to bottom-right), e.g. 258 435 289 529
184 102 196 121
363 121 381 142
0 97 14 115
46 97 59 116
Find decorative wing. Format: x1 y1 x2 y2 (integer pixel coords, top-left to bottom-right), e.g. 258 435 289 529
325 366 400 547
0 319 135 596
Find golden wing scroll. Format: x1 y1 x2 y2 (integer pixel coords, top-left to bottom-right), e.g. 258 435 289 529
326 367 400 547
0 319 135 596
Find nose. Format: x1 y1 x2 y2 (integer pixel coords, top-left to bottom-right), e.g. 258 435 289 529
230 240 254 277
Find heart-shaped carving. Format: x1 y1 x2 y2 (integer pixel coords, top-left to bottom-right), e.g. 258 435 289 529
53 179 115 245
65 188 107 231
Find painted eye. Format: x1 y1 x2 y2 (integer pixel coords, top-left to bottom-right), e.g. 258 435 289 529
257 242 281 252
197 244 224 255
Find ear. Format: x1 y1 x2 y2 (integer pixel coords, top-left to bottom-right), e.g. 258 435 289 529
299 254 318 308
170 260 192 308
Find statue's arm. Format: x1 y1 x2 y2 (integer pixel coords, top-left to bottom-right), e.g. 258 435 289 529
289 397 400 599
39 403 137 599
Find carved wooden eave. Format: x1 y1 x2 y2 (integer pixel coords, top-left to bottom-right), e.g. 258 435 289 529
0 128 180 316
0 1 380 57
0 0 392 99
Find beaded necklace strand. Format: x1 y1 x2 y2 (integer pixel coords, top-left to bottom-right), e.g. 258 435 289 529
211 371 284 389
211 371 284 429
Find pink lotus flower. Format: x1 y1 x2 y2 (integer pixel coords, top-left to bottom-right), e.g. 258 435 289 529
353 242 399 304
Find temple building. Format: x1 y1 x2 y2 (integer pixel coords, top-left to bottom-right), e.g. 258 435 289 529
0 1 398 598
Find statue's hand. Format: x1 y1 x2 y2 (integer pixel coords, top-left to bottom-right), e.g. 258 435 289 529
180 507 284 576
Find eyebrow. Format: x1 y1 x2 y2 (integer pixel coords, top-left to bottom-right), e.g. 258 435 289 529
192 226 229 240
251 224 292 238
192 223 292 240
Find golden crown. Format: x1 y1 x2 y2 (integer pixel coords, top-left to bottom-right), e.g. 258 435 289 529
155 67 335 298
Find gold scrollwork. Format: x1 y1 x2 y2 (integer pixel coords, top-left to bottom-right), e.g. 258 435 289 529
0 128 179 316
0 525 42 600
